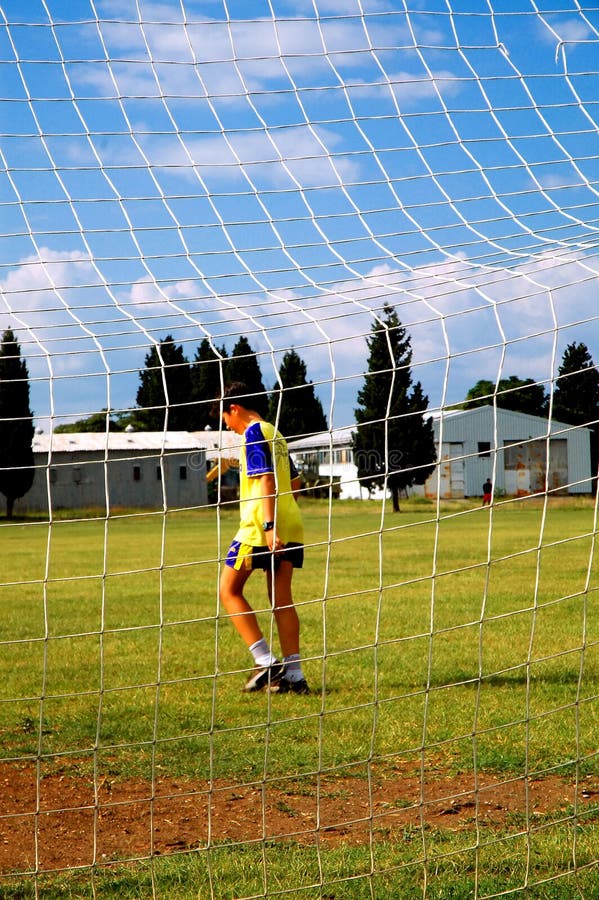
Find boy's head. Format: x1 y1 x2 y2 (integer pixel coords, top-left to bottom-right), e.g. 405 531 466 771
220 382 253 413
214 382 268 419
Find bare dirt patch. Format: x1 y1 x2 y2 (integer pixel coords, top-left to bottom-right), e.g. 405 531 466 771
0 761 596 874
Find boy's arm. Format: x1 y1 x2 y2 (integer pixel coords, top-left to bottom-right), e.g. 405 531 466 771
206 456 231 483
259 472 283 551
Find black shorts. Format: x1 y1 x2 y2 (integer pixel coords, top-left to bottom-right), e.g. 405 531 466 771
225 540 304 571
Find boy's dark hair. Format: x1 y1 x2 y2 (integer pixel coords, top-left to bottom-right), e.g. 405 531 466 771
213 382 268 417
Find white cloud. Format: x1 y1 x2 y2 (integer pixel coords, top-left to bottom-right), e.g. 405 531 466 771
3 241 599 427
5 3 599 429
538 16 592 45
1 248 94 310
257 249 599 414
126 124 362 189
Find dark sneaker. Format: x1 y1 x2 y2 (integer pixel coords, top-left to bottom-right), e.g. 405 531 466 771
243 662 285 693
270 677 310 695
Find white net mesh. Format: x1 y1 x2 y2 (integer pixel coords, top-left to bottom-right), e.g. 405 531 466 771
0 2 597 898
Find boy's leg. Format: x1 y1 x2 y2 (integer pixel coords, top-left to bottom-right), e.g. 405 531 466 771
266 561 309 692
265 560 300 658
219 563 263 647
220 562 284 691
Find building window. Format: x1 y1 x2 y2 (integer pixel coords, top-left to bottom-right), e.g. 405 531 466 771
478 442 491 458
73 467 82 484
179 465 187 480
156 466 162 481
133 465 141 481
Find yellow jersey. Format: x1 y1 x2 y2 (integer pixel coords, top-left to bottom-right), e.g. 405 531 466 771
234 420 304 547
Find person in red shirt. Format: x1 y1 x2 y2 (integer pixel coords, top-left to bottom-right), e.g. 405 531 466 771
482 478 493 506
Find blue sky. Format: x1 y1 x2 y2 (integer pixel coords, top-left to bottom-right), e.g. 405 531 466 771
1 0 599 431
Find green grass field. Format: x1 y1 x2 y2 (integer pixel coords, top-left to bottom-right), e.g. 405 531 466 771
0 497 597 898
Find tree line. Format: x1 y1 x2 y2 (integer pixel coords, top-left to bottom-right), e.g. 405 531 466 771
54 305 599 509
1 313 598 517
56 335 329 439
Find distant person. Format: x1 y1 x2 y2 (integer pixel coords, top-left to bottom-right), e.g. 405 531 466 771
482 478 493 506
207 382 309 694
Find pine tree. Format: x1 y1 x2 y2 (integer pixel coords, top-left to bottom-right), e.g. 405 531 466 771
353 304 436 512
226 336 268 416
268 349 327 440
189 339 228 431
553 341 599 483
135 336 192 430
0 328 35 518
404 380 437 488
553 342 599 425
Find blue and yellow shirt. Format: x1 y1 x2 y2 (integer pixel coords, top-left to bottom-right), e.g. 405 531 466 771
234 420 303 548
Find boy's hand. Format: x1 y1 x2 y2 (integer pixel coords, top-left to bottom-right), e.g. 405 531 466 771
265 529 284 553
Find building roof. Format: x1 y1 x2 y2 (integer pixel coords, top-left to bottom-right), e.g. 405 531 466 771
197 428 243 458
287 427 355 452
33 431 211 453
433 404 590 434
285 405 592 454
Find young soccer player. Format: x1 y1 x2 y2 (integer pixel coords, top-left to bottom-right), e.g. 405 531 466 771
207 382 309 694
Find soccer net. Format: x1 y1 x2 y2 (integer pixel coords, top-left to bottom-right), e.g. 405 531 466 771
0 1 597 897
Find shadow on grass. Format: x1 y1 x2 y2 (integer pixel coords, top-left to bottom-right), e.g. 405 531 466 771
426 669 586 689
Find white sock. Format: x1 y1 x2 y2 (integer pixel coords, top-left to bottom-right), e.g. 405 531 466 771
283 653 305 683
249 638 278 668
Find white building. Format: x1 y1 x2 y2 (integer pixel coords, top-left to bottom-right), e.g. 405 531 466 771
425 405 592 498
14 431 209 515
287 406 594 500
287 427 377 500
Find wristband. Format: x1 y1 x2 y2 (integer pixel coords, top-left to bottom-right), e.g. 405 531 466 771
262 521 275 532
